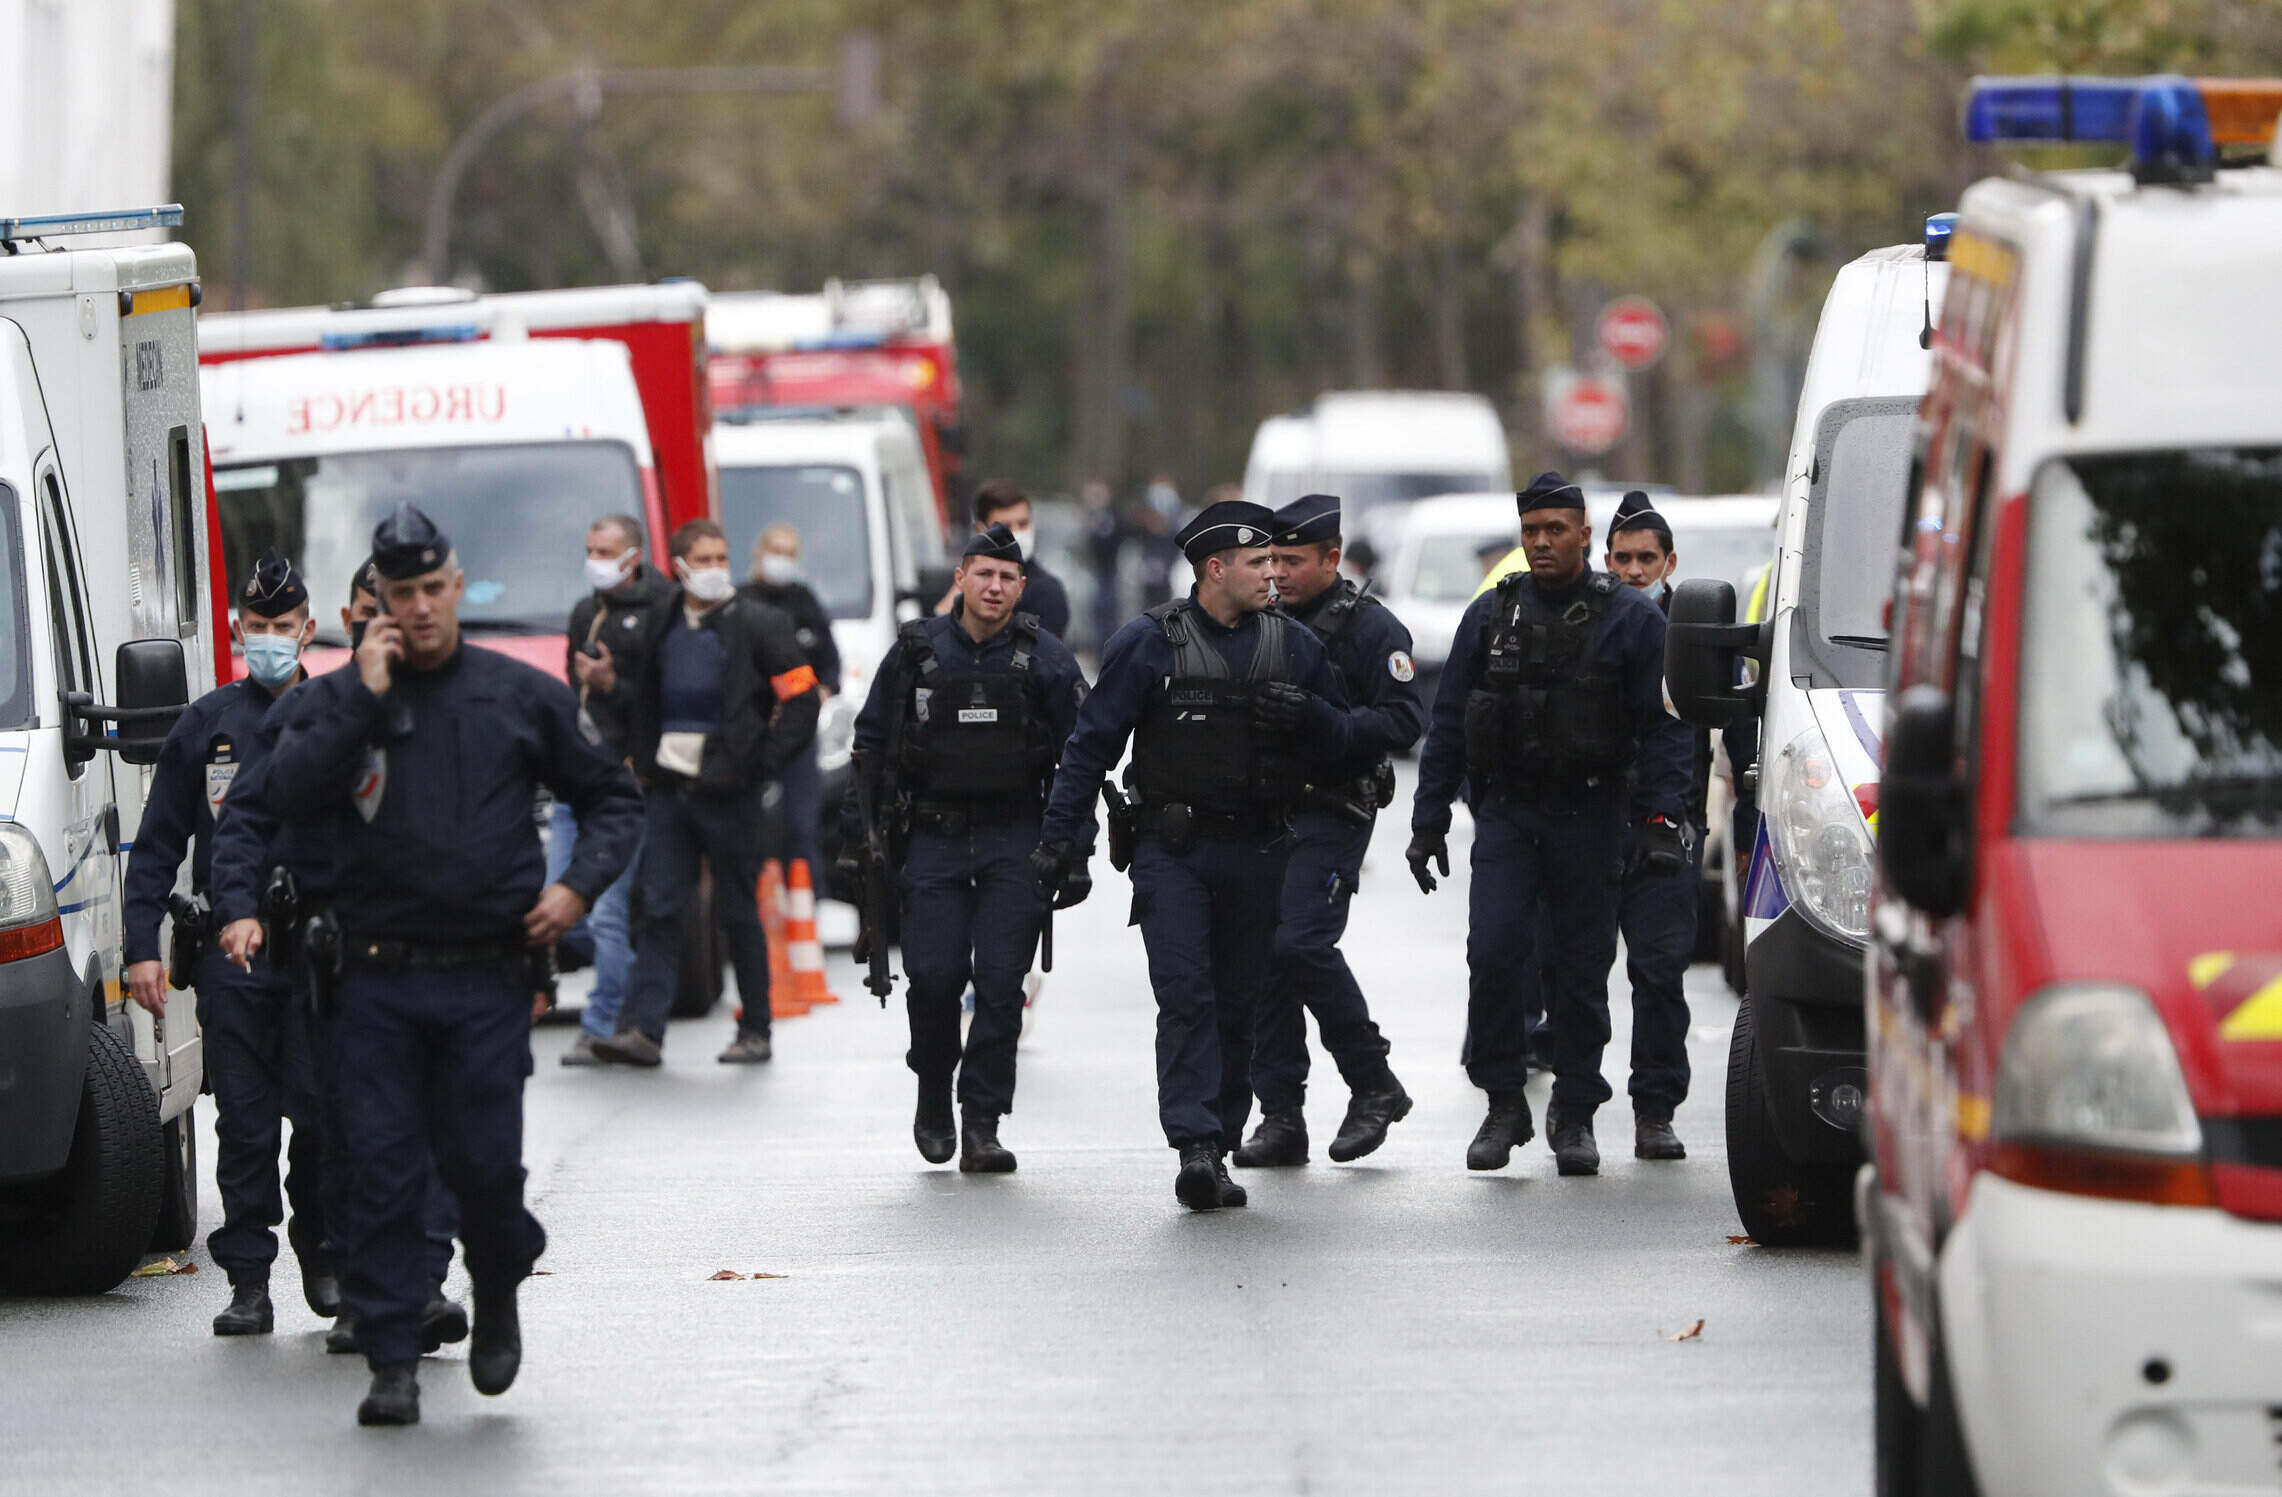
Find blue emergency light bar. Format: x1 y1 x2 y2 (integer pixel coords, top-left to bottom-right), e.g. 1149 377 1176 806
320 324 482 352
1924 212 1957 261
1964 75 2229 183
0 204 183 241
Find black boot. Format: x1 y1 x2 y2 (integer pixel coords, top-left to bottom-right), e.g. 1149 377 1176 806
1174 1143 1222 1211
1214 1152 1249 1208
1634 1111 1686 1161
1328 1075 1414 1163
1466 1092 1535 1171
212 1279 274 1336
1232 1111 1308 1168
1550 1106 1601 1177
357 1363 420 1427
421 1291 469 1352
300 1264 342 1319
959 1110 1017 1173
468 1285 521 1396
326 1313 359 1355
914 1077 956 1165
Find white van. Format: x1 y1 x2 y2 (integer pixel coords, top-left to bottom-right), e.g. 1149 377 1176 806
1665 218 1951 1246
713 411 950 830
0 209 216 1294
1241 390 1512 522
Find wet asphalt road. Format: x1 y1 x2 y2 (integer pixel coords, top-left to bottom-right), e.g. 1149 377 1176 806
0 777 1867 1495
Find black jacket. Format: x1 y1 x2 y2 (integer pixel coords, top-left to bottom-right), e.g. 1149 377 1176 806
737 577 841 693
565 565 677 760
627 591 822 791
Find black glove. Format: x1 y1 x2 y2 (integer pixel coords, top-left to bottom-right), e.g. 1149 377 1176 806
1252 680 1314 732
1030 841 1071 898
1637 815 1686 877
1054 865 1092 910
1406 829 1450 895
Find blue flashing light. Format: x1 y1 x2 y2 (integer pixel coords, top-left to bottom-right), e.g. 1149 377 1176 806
1964 75 2215 183
1924 212 1958 261
320 324 482 352
0 204 183 241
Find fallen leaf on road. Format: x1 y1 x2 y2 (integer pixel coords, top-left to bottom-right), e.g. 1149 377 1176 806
709 1270 746 1280
749 1273 787 1280
1664 1319 1705 1342
529 1270 555 1276
130 1257 198 1277
1726 1235 1756 1246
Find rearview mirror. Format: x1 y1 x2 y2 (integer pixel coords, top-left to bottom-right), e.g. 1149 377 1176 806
65 638 190 766
1665 578 1766 728
1879 684 1969 918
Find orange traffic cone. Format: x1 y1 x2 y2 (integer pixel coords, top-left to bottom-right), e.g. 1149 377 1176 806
757 859 808 1020
786 860 841 1007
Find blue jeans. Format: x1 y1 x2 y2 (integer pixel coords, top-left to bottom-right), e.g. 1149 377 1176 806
547 797 637 1040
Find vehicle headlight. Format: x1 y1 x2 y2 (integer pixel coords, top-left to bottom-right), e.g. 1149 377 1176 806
817 693 858 775
0 821 59 927
1764 725 1873 943
1993 984 2202 1156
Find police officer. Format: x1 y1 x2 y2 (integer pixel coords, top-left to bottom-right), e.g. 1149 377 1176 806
844 523 1086 1171
1034 500 1355 1211
1408 473 1692 1177
234 505 639 1427
121 550 331 1337
1232 494 1422 1169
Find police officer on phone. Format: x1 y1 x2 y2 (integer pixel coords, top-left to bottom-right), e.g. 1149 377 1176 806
844 522 1086 1172
121 550 331 1337
1233 494 1423 1168
231 505 639 1427
1034 500 1355 1211
1409 473 1692 1178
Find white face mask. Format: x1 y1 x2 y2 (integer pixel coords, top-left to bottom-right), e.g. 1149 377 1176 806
584 551 636 593
1006 525 1036 559
678 560 737 604
755 553 800 586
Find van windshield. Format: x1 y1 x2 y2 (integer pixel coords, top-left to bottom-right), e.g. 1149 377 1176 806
216 441 643 644
1409 531 1514 602
2019 448 2282 837
1797 398 1918 688
719 464 873 621
1260 470 1501 517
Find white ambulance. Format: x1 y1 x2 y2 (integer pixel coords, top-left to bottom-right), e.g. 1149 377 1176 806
0 208 217 1294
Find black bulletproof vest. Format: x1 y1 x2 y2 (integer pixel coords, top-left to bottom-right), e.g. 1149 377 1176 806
899 616 1052 801
1463 572 1631 784
1131 601 1290 817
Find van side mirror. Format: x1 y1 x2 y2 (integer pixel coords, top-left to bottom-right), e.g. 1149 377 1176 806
1879 684 1969 918
65 638 190 766
1665 578 1767 728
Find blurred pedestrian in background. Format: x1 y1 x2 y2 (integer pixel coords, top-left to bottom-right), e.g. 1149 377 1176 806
1082 477 1124 651
743 522 841 876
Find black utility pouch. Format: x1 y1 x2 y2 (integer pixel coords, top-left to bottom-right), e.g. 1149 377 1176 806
1159 802 1196 855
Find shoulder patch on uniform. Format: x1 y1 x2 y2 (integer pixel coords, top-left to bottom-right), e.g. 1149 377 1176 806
1387 650 1416 683
1589 573 1619 595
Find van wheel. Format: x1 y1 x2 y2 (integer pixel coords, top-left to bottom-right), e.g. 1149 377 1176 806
0 1024 164 1294
1919 1315 1983 1496
1871 1263 1922 1496
149 1103 198 1252
671 873 724 1021
1724 997 1854 1247
1694 878 1724 963
1721 911 1749 995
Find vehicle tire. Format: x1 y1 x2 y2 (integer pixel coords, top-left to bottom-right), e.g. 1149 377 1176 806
1721 909 1749 995
0 1024 165 1294
1694 877 1724 964
1871 1262 1923 1497
1724 996 1855 1247
671 865 724 1020
1919 1318 1984 1497
149 1102 198 1252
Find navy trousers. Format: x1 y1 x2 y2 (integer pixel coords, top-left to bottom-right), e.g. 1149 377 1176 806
195 954 328 1285
1130 831 1289 1149
1464 792 1624 1116
334 960 545 1369
622 783 772 1044
1248 809 1391 1116
897 815 1046 1117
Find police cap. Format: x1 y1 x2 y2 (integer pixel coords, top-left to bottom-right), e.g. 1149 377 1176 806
1176 500 1278 566
1270 492 1341 548
239 547 308 618
961 521 1027 570
1517 470 1586 515
1609 489 1674 550
369 503 451 580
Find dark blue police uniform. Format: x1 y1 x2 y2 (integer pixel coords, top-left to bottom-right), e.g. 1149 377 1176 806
257 509 639 1383
1038 501 1354 1208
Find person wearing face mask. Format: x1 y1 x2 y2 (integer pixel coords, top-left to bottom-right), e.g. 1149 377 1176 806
741 524 841 879
122 550 339 1338
936 479 1071 640
554 515 673 1065
596 520 822 1068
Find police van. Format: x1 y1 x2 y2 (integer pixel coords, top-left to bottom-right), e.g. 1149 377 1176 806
0 208 216 1293
1864 77 2282 1496
1666 217 1951 1246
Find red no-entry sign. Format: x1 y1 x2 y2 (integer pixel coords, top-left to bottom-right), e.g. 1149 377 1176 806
1597 296 1669 372
1549 374 1628 456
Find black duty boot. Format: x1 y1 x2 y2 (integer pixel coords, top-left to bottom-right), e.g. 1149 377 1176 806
357 1363 420 1427
914 1077 956 1165
213 1280 274 1336
1213 1153 1249 1208
1550 1107 1601 1177
1232 1111 1308 1168
468 1285 521 1396
421 1291 470 1352
959 1111 1017 1174
1465 1092 1535 1171
326 1313 359 1355
1328 1077 1414 1163
1635 1111 1686 1161
301 1264 342 1319
1174 1144 1222 1211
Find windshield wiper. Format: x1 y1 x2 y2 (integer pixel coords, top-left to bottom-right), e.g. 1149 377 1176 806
1827 634 1888 650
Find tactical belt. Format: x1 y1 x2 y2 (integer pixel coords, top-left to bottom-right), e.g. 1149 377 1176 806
344 937 530 972
1137 801 1281 845
911 797 1041 833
